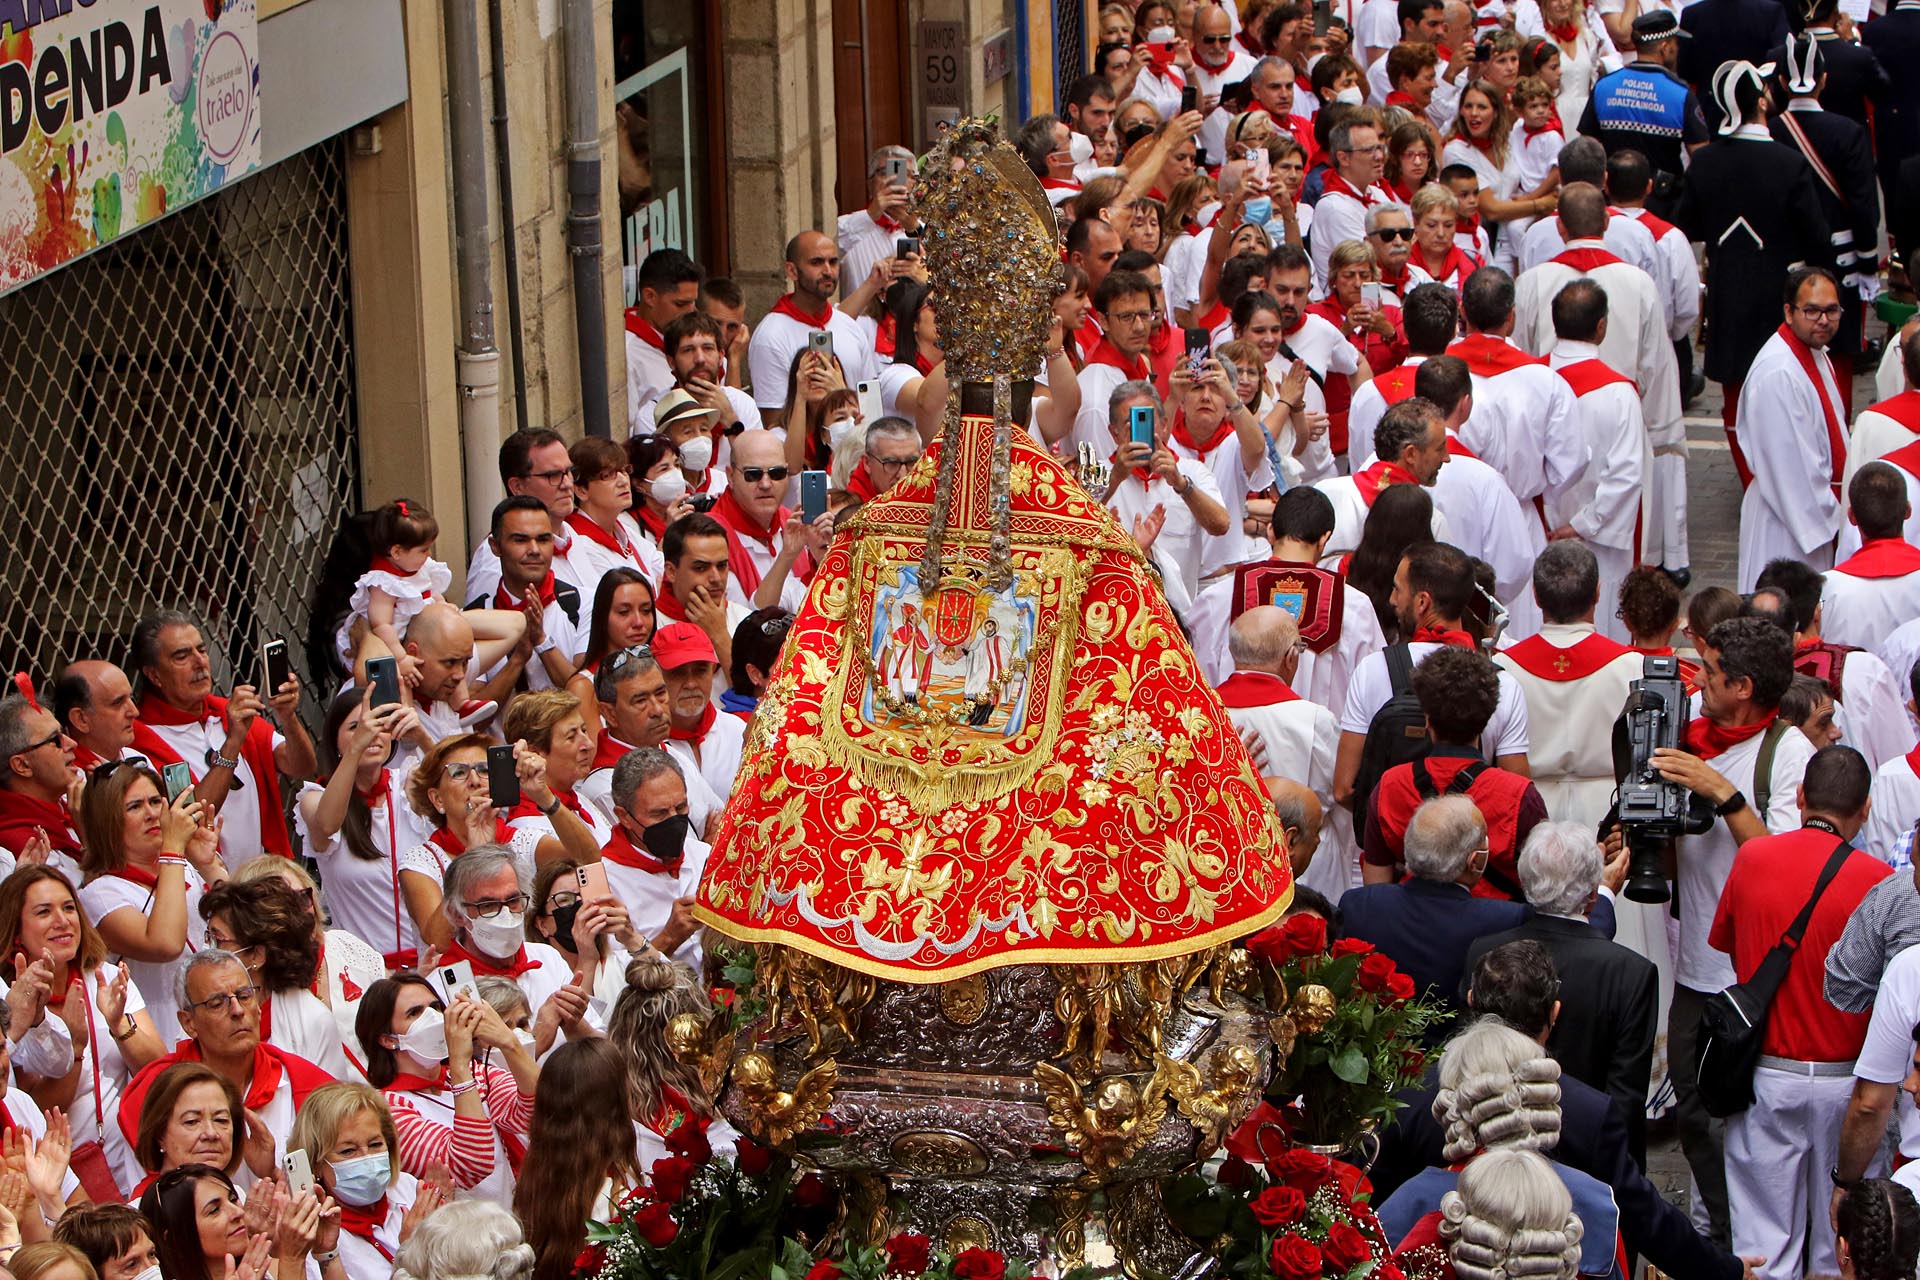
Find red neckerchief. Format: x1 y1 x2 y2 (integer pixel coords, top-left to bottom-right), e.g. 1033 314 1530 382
1775 323 1848 492
1192 300 1230 334
70 743 106 773
504 784 592 827
565 511 640 564
870 208 902 233
385 1067 448 1094
1686 711 1779 760
1445 435 1479 461
1463 132 1498 155
1548 107 1566 132
1413 626 1477 649
600 826 682 877
1456 210 1481 235
1557 358 1637 398
1195 45 1233 72
653 586 689 622
1385 178 1416 204
1237 28 1265 56
591 731 638 772
1907 742 1920 785
1547 17 1580 39
1551 243 1623 272
873 311 897 360
132 694 292 858
357 769 391 809
1171 409 1235 456
1416 246 1479 286
846 458 883 503
1385 91 1421 109
0 792 80 857
1378 262 1411 295
1834 538 1920 580
712 487 811 599
1354 460 1420 506
669 702 718 745
1082 334 1150 379
338 1200 395 1260
1319 169 1382 207
493 571 557 612
439 937 543 980
635 505 667 540
1216 671 1301 708
368 556 418 580
1501 631 1632 681
910 349 937 375
1523 120 1563 140
623 311 665 350
104 862 160 889
769 293 832 330
1447 334 1545 377
426 820 512 862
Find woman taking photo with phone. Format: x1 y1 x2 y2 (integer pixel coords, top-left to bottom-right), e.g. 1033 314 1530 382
0 867 165 1201
140 1162 333 1280
75 765 227 1046
394 736 598 951
355 976 537 1208
288 1083 447 1280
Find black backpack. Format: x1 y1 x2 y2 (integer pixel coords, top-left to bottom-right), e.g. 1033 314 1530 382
1354 644 1433 821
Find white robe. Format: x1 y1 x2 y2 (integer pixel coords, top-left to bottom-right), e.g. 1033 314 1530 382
1880 618 1920 741
1447 347 1589 544
1491 622 1642 828
1827 646 1917 774
1223 677 1342 896
1427 439 1541 629
1824 555 1920 655
1864 751 1920 867
1843 393 1920 496
1838 460 1920 561
1548 342 1652 642
1514 214 1664 297
1345 355 1425 476
1615 206 1702 342
1313 475 1452 564
1733 329 1845 590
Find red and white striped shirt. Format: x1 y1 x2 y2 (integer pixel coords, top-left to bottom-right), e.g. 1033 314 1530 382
384 1065 533 1198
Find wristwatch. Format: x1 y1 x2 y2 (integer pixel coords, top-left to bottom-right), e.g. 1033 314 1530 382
1832 1165 1859 1189
208 751 240 771
538 796 562 816
1715 790 1749 817
312 1249 341 1266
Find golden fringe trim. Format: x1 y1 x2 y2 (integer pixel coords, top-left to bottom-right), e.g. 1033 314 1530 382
691 883 1296 987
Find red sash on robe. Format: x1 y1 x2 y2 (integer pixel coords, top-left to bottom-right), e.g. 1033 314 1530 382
768 293 833 330
131 695 291 858
1216 671 1301 708
439 937 545 980
1371 364 1420 408
0 792 81 858
1774 323 1847 495
1501 631 1632 681
623 311 665 350
1883 438 1920 485
1832 538 1920 579
118 1041 333 1143
1865 389 1920 437
1616 205 1676 242
1557 358 1638 398
600 826 683 877
1550 244 1623 272
1685 711 1778 760
1445 435 1479 461
1447 334 1545 377
1353 460 1420 506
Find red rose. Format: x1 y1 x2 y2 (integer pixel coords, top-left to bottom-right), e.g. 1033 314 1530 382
950 1248 1007 1280
1272 1148 1333 1189
1268 1233 1323 1280
1247 914 1327 964
665 1120 711 1162
649 1155 694 1202
1385 972 1416 1004
1329 1159 1375 1203
803 1264 840 1280
1356 952 1398 994
734 1137 774 1176
1248 1185 1307 1227
883 1233 932 1275
1225 1100 1293 1167
1329 937 1374 958
1324 1221 1372 1270
793 1171 832 1208
629 1200 678 1248
571 1244 605 1275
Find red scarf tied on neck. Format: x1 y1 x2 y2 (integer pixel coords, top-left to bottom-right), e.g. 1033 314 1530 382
769 293 833 330
1547 17 1580 39
710 488 814 599
439 937 544 980
564 511 640 565
338 1200 395 1260
846 458 883 503
1171 409 1235 457
601 826 683 877
131 694 292 858
493 571 558 613
1412 626 1478 650
623 310 665 351
670 703 718 746
1685 711 1778 760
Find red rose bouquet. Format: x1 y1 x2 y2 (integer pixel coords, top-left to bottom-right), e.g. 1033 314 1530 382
773 1236 1078 1280
1164 1146 1403 1280
1243 922 1444 1149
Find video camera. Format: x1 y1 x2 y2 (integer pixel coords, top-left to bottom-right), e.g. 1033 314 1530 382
1611 654 1713 903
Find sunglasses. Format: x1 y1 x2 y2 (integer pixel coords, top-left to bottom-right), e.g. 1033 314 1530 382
738 466 791 484
604 645 654 676
1371 227 1415 242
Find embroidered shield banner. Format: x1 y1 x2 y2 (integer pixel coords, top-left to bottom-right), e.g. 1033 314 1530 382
1231 561 1344 654
692 417 1292 983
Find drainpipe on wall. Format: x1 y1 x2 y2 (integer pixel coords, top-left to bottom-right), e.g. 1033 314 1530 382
487 0 529 435
443 0 504 546
563 0 613 439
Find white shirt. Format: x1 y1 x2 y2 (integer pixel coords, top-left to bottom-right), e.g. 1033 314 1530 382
602 835 710 971
1338 641 1531 759
1424 438 1541 609
1508 122 1564 194
473 591 585 694
835 208 908 301
1455 346 1588 512
1170 424 1278 576
1073 359 1146 457
396 826 546 914
265 987 355 1082
578 745 723 843
1882 619 1920 742
1844 397 1920 498
1313 474 1453 564
1271 314 1363 482
1441 138 1519 206
1547 341 1649 553
79 867 210 1048
1356 0 1403 62
142 717 287 872
664 713 746 808
1309 180 1393 292
1864 750 1920 868
1104 458 1226 613
1225 684 1338 818
466 524 579 607
1674 724 1817 991
563 512 665 611
625 328 674 435
505 794 615 850
1855 945 1920 1154
334 1175 414 1280
745 305 878 413
724 522 809 614
1828 647 1916 775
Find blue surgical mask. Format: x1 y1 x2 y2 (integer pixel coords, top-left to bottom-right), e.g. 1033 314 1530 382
327 1152 393 1207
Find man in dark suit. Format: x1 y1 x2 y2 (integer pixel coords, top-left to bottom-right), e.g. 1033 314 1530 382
1772 0 1888 132
1338 796 1618 1022
1463 824 1658 1167
1865 0 1920 218
1371 945 1761 1280
1680 0 1790 129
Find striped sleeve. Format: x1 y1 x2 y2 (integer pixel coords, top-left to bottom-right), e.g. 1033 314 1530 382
384 1089 498 1189
480 1064 536 1137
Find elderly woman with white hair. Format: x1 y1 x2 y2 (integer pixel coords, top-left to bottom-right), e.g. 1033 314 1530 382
1375 1019 1626 1278
392 1199 532 1280
1391 1148 1586 1280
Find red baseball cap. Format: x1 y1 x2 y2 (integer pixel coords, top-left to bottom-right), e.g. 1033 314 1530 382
652 621 719 670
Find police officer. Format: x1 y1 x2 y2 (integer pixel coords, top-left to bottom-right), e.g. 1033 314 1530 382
1578 11 1710 216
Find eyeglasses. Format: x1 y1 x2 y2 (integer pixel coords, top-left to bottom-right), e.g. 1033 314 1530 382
593 468 633 483
525 468 572 486
738 466 791 484
544 891 582 914
1199 34 1234 44
1341 143 1386 156
1794 304 1843 321
866 451 922 471
184 984 259 1016
1371 227 1415 241
442 761 487 782
8 729 60 760
464 892 529 917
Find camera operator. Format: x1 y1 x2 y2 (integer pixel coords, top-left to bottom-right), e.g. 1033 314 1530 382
1611 615 1816 1247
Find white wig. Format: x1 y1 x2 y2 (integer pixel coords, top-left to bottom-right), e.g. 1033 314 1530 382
1440 1148 1584 1280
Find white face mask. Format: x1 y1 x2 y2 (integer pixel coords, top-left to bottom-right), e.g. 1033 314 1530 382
1336 86 1364 105
468 908 526 960
649 469 689 505
1069 132 1094 166
827 414 862 450
132 1266 162 1280
678 436 714 473
514 1029 538 1053
395 1007 447 1063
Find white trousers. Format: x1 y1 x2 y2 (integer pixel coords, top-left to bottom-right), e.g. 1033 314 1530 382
1724 1061 1857 1280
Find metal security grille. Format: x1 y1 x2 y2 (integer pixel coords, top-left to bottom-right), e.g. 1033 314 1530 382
1054 0 1088 112
0 139 358 734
